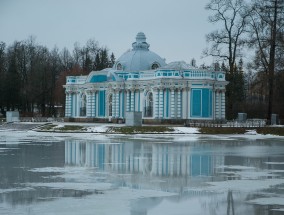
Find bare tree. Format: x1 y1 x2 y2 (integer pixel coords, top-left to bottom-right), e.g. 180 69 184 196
204 0 249 73
248 0 284 122
205 0 250 119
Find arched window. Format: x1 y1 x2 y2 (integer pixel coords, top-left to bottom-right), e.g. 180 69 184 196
144 92 153 117
116 63 122 70
151 63 160 70
80 94 86 116
108 94 113 117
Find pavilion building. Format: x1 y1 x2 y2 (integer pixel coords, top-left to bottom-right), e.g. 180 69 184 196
63 32 227 123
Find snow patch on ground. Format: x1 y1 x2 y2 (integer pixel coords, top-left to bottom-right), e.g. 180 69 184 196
86 125 110 133
171 127 200 134
245 130 258 135
1 123 284 144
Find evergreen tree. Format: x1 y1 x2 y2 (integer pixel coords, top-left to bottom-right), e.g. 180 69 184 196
109 52 115 67
0 42 6 115
224 59 245 119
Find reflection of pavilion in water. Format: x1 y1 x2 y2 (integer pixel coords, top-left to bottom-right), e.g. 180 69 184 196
65 140 227 214
65 140 224 178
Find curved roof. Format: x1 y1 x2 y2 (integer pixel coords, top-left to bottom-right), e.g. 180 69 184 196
114 32 166 72
160 61 195 70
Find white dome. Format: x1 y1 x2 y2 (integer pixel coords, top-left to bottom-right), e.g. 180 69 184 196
114 32 166 72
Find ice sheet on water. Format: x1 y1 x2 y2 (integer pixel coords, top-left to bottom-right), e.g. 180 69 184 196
173 135 200 142
206 179 284 192
25 182 113 191
264 162 284 165
247 196 284 206
272 208 284 211
269 170 284 173
0 187 176 215
29 166 109 183
29 166 98 173
216 165 256 170
0 130 112 144
238 171 278 179
0 187 34 194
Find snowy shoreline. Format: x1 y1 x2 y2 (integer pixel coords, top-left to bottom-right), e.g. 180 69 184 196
1 122 284 143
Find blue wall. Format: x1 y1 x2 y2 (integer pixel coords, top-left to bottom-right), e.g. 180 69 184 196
90 75 107 83
191 88 212 118
98 90 106 117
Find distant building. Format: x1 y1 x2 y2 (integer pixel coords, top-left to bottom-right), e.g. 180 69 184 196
64 32 228 123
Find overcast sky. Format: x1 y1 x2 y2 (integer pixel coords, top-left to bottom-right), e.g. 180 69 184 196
0 0 217 66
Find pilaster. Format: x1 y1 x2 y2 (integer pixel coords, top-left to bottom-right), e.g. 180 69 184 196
111 90 115 118
170 88 175 118
115 90 120 117
221 91 225 119
154 88 159 118
86 91 92 117
177 89 181 118
126 90 130 112
93 91 97 117
130 89 135 112
159 88 164 118
65 92 72 117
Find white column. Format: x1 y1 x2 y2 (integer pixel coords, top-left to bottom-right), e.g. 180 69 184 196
221 91 226 119
215 91 219 119
86 92 91 117
71 93 77 117
111 91 115 118
177 89 181 118
154 89 159 118
130 90 135 112
170 88 175 118
93 91 97 117
159 89 164 118
76 92 80 117
212 89 215 120
126 90 130 112
138 90 142 112
186 88 191 119
65 92 72 117
115 91 120 117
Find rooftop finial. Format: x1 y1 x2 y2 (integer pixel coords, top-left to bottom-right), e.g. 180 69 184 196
132 32 150 50
136 32 146 43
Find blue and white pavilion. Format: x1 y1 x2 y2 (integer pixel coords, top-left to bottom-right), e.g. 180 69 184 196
64 32 227 123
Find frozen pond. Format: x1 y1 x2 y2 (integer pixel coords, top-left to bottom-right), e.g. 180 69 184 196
1 132 284 214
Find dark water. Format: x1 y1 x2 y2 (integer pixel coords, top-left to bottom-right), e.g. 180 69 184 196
1 134 284 215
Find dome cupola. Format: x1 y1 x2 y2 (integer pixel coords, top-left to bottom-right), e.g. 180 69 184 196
114 32 166 72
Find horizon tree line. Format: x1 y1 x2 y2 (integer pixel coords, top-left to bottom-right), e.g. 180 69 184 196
0 0 284 121
0 37 115 117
